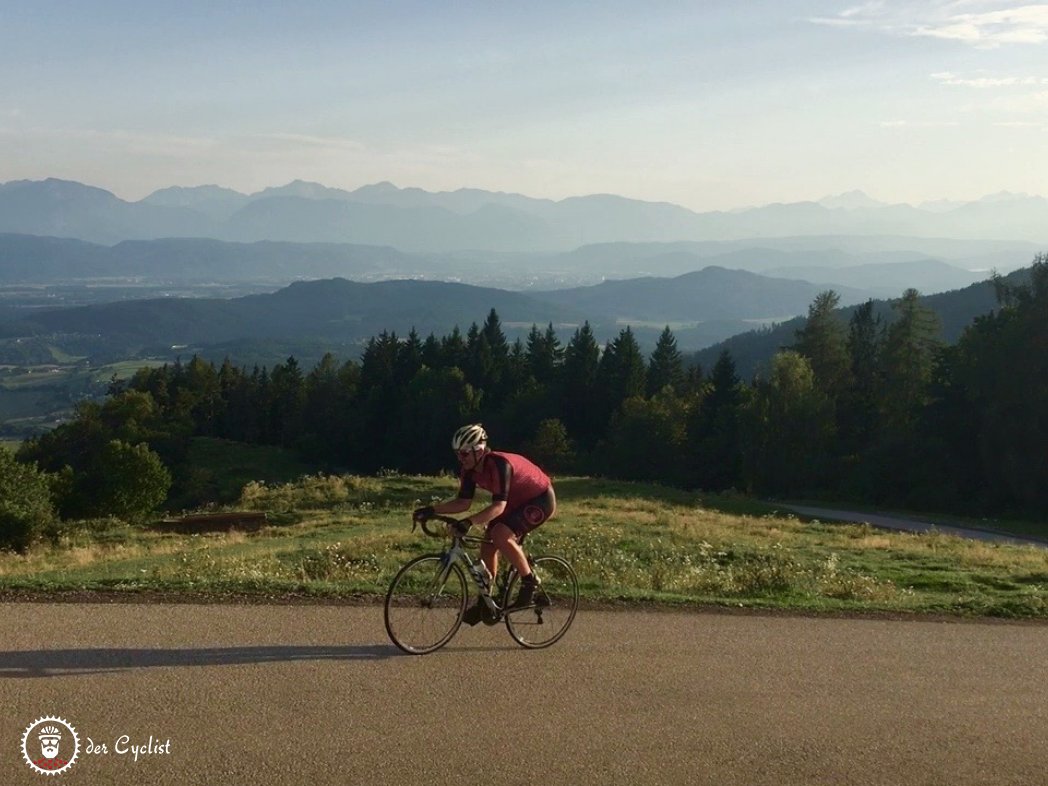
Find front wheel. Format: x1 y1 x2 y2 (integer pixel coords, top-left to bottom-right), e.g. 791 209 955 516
505 555 579 649
384 555 467 654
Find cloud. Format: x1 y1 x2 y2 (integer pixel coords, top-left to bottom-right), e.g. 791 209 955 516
988 88 1048 112
931 70 1044 87
811 2 1048 48
929 70 1048 116
878 119 961 127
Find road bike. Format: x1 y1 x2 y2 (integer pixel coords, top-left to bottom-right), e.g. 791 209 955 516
384 514 579 655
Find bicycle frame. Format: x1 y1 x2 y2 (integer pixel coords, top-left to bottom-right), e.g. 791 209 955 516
441 531 514 620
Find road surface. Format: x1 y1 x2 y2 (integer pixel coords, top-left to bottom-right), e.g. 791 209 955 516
2 602 1046 785
779 504 1047 548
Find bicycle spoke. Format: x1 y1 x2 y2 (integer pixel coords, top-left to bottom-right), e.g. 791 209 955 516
384 555 467 654
505 555 578 649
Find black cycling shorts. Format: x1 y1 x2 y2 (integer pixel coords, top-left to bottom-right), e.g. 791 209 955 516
488 486 556 542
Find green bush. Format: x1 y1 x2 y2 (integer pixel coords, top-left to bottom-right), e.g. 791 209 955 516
93 440 172 522
0 450 57 551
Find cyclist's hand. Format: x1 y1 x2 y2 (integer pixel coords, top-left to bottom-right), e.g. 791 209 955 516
412 505 435 523
446 518 472 538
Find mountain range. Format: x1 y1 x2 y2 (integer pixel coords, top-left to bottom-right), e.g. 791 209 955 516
3 178 1047 252
0 231 1028 297
1 176 1043 369
0 268 886 356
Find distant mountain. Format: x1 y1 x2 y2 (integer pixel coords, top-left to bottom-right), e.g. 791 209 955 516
818 191 888 210
0 179 220 244
4 178 1048 252
0 266 876 358
0 234 420 283
141 185 249 220
530 267 874 322
0 278 588 349
220 196 559 251
538 238 1034 294
761 259 985 297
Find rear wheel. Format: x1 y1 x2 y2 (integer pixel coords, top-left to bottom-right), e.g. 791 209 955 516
384 555 467 654
505 555 579 649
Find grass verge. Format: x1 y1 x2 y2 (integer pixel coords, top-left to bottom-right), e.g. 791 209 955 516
1 474 1045 619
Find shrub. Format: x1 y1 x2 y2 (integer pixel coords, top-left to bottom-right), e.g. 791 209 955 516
92 440 173 522
0 450 57 551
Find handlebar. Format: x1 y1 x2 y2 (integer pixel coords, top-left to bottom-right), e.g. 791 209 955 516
415 513 462 538
414 513 489 544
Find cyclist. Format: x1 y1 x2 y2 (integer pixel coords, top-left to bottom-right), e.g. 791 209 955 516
413 423 556 625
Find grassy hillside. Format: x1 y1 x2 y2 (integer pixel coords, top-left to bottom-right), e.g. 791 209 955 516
1 473 1044 619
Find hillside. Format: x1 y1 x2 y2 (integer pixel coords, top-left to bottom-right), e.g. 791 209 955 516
691 267 1032 379
1 232 1027 296
531 266 873 322
0 278 589 350
0 234 419 283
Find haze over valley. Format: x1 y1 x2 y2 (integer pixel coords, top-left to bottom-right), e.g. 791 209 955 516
2 175 1044 441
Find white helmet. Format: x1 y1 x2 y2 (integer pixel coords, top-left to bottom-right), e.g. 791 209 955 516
451 423 488 452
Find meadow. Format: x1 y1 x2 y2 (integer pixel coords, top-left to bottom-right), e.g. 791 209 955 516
1 473 1045 619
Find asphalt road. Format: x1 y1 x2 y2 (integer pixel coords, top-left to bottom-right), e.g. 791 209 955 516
779 505 1048 547
2 602 1046 786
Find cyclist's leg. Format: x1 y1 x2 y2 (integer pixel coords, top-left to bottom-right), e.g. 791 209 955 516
488 521 531 577
489 488 556 600
479 538 499 579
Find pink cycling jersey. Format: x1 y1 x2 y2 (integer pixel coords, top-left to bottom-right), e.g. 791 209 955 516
457 451 551 510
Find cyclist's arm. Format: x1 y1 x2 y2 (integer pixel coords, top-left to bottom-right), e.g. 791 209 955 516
432 497 472 515
464 499 507 528
430 473 477 515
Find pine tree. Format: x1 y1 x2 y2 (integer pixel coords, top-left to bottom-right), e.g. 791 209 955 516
880 289 941 439
938 256 1048 513
268 356 306 448
562 322 601 446
526 322 563 384
597 326 646 426
647 326 684 396
793 291 851 401
686 350 743 490
840 300 884 454
441 326 468 370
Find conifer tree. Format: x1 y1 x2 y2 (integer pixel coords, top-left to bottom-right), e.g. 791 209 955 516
597 326 647 428
561 321 601 446
686 350 743 490
647 326 684 396
793 291 851 401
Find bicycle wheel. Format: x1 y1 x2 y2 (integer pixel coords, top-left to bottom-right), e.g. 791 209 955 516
384 555 467 654
505 555 579 649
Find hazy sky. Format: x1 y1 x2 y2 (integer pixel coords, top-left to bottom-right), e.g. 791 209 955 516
1 1 1046 210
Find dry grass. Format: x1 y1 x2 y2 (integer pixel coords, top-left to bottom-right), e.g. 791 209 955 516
1 473 1045 617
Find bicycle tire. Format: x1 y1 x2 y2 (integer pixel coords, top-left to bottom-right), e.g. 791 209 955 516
384 555 468 654
504 555 579 649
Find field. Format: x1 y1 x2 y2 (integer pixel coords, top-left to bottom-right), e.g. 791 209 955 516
1 473 1045 619
0 358 168 438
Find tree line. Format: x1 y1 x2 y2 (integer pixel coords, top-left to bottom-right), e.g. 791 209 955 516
4 256 1046 549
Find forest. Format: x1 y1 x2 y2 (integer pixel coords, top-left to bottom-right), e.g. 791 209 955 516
4 256 1046 549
